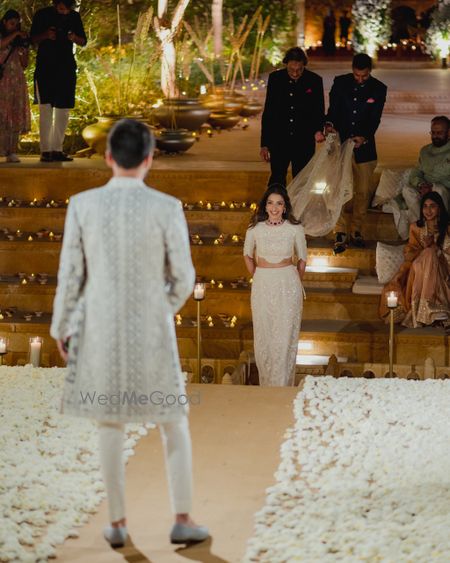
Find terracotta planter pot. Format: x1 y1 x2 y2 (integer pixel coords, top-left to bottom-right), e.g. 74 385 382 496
82 116 121 155
200 90 246 114
155 128 196 153
240 100 263 117
82 115 152 155
208 112 241 130
152 98 211 131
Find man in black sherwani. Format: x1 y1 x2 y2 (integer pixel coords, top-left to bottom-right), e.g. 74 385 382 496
260 47 325 187
326 53 387 253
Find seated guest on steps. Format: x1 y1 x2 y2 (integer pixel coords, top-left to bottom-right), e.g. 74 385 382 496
402 115 450 222
31 0 87 162
0 9 31 163
51 119 208 549
380 192 450 329
243 184 307 386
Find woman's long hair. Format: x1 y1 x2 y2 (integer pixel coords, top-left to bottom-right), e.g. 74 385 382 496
0 9 21 36
417 191 449 246
249 183 300 228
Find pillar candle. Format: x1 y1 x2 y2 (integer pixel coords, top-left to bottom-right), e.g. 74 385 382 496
29 337 42 367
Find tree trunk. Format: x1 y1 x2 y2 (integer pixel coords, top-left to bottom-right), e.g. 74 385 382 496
212 0 223 58
295 0 306 47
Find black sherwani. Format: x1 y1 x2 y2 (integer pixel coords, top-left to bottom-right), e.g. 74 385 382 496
326 73 387 163
31 7 86 108
261 68 325 187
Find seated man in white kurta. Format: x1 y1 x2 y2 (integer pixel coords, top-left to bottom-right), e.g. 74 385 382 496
402 115 450 221
50 119 208 548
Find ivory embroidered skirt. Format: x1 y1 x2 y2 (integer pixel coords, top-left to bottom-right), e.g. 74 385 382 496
251 265 302 386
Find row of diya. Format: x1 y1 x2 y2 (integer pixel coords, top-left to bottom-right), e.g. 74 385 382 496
0 197 256 212
191 233 243 246
183 201 257 211
0 274 251 289
201 277 252 289
0 197 69 208
1 228 62 242
175 313 238 329
0 307 47 321
0 272 52 285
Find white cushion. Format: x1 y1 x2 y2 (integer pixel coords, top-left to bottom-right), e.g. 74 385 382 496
375 242 405 284
372 169 407 206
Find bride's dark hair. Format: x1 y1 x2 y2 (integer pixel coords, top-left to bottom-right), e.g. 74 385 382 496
249 183 300 228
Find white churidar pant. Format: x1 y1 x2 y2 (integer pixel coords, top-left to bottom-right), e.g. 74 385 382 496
99 416 193 522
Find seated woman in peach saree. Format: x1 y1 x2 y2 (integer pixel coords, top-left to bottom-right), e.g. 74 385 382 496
380 192 450 329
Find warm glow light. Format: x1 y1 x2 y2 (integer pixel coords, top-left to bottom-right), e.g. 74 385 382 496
298 341 313 351
312 181 327 194
311 257 329 268
296 354 348 366
200 84 207 95
436 36 450 56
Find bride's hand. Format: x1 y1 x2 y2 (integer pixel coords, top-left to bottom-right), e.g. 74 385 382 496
315 131 325 143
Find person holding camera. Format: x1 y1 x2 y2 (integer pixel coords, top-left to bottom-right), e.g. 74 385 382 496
31 0 86 162
0 9 31 163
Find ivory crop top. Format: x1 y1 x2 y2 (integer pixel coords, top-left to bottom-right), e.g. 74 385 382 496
243 222 307 264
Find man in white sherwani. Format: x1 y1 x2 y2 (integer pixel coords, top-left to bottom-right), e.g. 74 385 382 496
51 119 208 548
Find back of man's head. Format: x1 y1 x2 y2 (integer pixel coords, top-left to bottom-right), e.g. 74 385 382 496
352 53 372 71
107 119 155 169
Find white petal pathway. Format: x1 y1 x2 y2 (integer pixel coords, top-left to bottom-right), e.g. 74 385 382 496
244 376 450 562
0 366 151 562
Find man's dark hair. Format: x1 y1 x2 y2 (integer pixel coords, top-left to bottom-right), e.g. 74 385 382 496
53 0 76 8
431 115 450 129
107 119 155 169
352 53 372 70
282 47 308 65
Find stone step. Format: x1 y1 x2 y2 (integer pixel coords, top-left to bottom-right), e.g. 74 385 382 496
180 288 380 322
0 206 67 231
384 102 450 114
0 316 447 369
0 268 360 317
0 166 267 202
0 204 401 242
0 236 385 276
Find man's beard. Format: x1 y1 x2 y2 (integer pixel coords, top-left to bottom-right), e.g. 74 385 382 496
431 138 448 147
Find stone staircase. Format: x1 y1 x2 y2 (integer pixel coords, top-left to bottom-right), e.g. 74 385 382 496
0 163 447 374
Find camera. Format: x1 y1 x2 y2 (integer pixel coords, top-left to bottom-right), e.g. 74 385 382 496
12 34 31 49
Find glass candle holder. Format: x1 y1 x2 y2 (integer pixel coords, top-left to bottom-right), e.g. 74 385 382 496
29 336 43 367
386 290 398 309
193 282 206 301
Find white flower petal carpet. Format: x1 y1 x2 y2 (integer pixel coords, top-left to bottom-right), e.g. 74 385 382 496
244 376 450 562
0 366 151 562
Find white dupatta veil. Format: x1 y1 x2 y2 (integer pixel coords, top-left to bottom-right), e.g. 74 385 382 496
287 134 354 236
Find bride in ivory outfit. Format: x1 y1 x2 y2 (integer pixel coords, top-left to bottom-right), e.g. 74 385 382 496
243 185 307 386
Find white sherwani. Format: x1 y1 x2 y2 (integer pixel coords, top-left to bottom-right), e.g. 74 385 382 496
50 177 195 423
